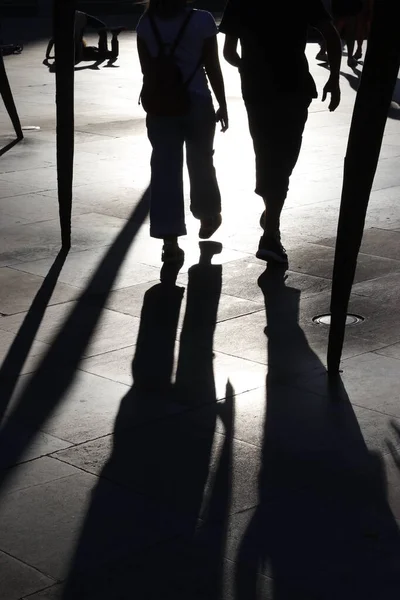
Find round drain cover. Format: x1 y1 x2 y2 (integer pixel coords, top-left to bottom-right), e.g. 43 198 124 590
313 314 364 326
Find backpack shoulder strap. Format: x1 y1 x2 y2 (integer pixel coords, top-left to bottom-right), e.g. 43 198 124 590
148 9 194 57
170 9 194 56
148 14 166 55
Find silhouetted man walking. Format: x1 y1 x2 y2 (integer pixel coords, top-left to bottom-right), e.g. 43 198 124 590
220 0 342 264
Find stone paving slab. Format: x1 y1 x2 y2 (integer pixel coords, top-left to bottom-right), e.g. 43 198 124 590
0 302 140 359
41 183 150 220
0 267 78 315
18 550 274 600
316 227 400 261
0 550 55 600
0 421 72 470
0 468 190 581
5 369 130 446
106 282 264 325
210 297 390 367
0 329 48 365
282 243 400 283
376 342 400 360
0 216 122 267
80 344 265 396
12 247 161 292
0 192 89 224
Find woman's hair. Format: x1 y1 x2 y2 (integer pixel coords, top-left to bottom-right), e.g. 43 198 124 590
144 0 187 17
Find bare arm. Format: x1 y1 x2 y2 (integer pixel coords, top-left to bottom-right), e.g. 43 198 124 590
316 20 342 111
223 35 241 68
203 35 229 131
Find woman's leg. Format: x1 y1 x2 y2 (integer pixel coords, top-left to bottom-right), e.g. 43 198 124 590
110 34 119 59
185 96 222 231
146 115 186 241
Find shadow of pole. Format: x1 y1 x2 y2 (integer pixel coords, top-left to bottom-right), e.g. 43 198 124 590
0 189 149 480
235 266 400 599
0 247 69 423
0 136 23 157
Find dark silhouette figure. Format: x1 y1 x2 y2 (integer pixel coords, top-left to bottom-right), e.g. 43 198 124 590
220 0 341 265
45 12 123 68
61 242 235 599
235 266 400 599
137 0 227 264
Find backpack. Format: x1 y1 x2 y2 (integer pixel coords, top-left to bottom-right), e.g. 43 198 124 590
139 10 201 116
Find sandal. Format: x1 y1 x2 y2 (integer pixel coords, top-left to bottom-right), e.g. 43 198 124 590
199 214 222 239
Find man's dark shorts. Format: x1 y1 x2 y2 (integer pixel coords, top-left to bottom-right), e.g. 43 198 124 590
244 94 312 199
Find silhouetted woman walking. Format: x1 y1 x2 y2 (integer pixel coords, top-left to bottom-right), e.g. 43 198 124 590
137 0 228 264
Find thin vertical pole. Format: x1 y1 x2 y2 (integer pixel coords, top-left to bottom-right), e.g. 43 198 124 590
328 0 400 375
53 0 76 249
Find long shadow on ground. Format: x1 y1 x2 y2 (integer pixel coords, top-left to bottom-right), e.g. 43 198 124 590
235 267 400 599
61 241 235 599
0 248 68 423
0 189 149 478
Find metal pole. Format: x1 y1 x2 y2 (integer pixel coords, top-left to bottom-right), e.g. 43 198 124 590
0 51 23 139
53 0 76 250
327 0 400 375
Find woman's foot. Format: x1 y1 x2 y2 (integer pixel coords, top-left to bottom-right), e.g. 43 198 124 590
347 56 358 68
162 238 184 264
354 47 362 61
199 214 222 239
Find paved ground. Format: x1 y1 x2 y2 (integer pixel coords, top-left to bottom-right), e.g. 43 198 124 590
1 28 400 600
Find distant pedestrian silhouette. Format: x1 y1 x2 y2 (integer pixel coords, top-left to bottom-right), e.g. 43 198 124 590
220 0 342 265
45 11 124 67
137 0 228 265
333 0 364 67
353 0 374 62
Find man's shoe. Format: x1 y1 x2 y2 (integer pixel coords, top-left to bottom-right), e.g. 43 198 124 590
256 235 288 264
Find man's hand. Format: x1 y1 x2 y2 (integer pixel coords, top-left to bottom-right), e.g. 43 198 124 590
216 104 229 132
223 35 241 69
322 76 341 112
